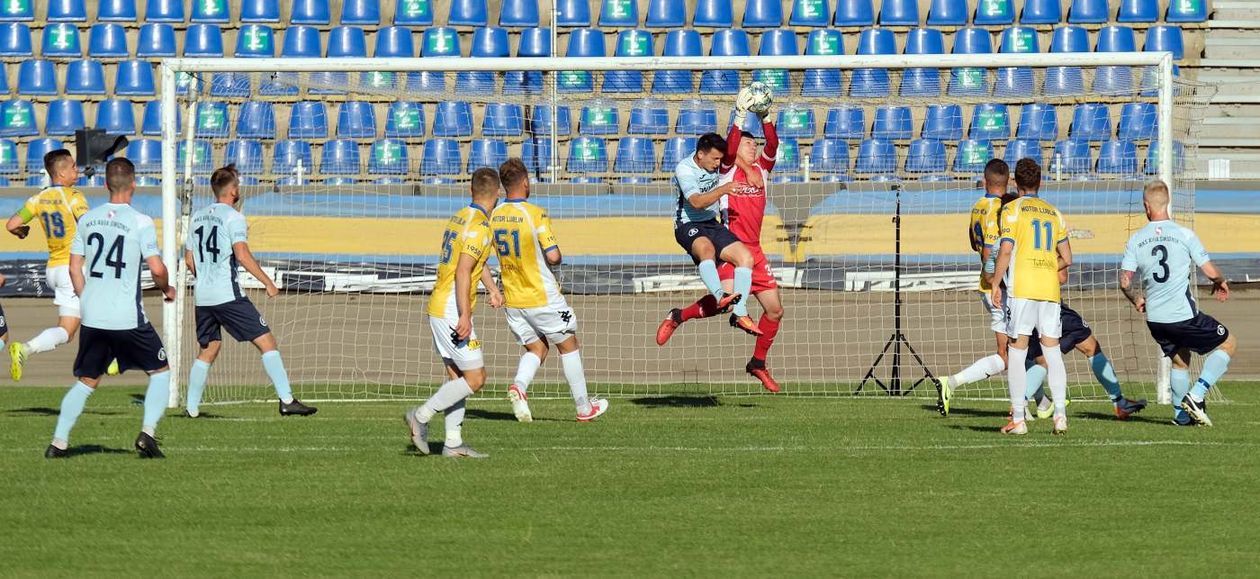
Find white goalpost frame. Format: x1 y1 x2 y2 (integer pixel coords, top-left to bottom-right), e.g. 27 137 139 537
156 52 1177 407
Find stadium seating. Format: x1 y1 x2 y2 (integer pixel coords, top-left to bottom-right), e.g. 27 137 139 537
0 23 32 57
568 137 609 173
1095 27 1137 95
468 138 508 171
872 106 912 140
48 0 88 22
970 104 1010 141
1053 139 1093 174
973 0 1014 25
1070 103 1112 141
45 100 86 136
650 30 701 93
628 101 670 135
776 137 801 171
811 138 850 174
342 0 382 25
0 0 31 21
96 99 136 135
422 138 462 176
115 60 157 97
580 104 621 136
949 28 991 97
1145 140 1185 174
855 139 895 177
140 101 176 135
0 140 17 174
926 0 966 25
802 29 843 96
922 105 963 141
559 28 605 93
1045 26 1089 97
533 105 573 136
728 110 764 137
778 106 816 138
385 101 425 138
754 29 798 91
0 101 38 137
743 0 784 27
504 27 550 94
88 23 129 59
1097 139 1138 175
557 0 593 26
1004 139 1042 165
178 140 213 174
700 29 749 94
459 27 510 93
289 102 329 139
291 0 332 25
1016 103 1058 142
1145 25 1185 60
1117 0 1158 22
1068 0 1108 23
522 139 553 173
693 0 734 28
210 72 251 97
662 137 697 169
320 140 362 175
995 26 1037 97
26 139 62 172
126 140 161 174
368 139 408 175
676 101 717 135
880 0 919 26
274 140 314 175
902 28 944 97
604 29 652 92
394 0 433 25
236 102 276 140
482 102 524 137
136 24 175 58
824 105 865 140
1166 0 1207 22
17 60 57 96
65 60 107 96
600 0 639 27
98 0 138 22
953 139 994 174
906 139 946 174
850 28 893 97
1118 103 1157 140
191 0 230 23
241 0 281 22
1020 0 1063 24
194 102 229 138
184 24 224 57
236 24 276 58
225 140 266 174
433 101 473 137
790 0 831 27
615 137 656 174
834 0 874 26
42 23 82 58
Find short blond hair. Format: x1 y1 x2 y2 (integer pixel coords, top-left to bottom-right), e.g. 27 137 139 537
1144 180 1170 209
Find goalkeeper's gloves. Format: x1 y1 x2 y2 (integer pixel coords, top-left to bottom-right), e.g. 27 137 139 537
734 86 755 128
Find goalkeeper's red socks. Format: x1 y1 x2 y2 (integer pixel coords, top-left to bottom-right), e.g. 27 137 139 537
679 294 720 322
753 315 780 361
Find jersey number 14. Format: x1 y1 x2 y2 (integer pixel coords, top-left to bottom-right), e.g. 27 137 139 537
194 225 221 263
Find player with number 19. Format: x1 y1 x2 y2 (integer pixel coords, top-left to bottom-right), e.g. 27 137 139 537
182 165 317 418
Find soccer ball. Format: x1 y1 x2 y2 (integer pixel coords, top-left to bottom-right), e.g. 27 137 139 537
744 82 774 115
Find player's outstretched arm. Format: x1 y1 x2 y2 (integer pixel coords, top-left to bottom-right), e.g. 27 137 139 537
480 267 503 309
687 181 738 210
1200 261 1230 302
233 241 278 298
760 118 779 172
5 212 30 239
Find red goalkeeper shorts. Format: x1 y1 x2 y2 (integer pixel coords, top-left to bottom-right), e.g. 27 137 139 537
718 245 778 294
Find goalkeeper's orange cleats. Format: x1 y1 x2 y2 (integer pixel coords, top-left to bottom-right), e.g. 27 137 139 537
1000 420 1028 435
715 292 741 313
729 314 764 336
746 361 781 393
655 309 682 346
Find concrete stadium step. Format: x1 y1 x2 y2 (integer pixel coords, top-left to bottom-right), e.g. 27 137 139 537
1204 33 1260 59
1211 1 1260 21
1194 150 1260 179
1196 63 1260 103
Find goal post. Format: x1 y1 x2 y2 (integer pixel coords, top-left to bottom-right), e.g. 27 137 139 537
155 52 1207 406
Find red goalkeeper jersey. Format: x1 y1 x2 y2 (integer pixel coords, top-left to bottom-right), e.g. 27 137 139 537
719 120 778 246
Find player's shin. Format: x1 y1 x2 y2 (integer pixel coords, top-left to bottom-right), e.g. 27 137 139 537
1089 353 1124 402
1191 350 1232 402
513 352 542 393
1023 363 1047 402
951 354 1006 387
261 351 294 404
142 371 171 436
732 268 753 317
1007 347 1028 422
1042 347 1068 416
51 382 93 449
26 326 70 354
697 260 724 298
417 378 474 423
753 315 780 362
560 350 591 415
185 359 212 415
1170 367 1191 420
444 399 466 448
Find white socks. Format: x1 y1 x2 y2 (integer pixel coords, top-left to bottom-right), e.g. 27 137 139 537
26 326 69 354
417 378 474 423
561 350 591 415
951 354 1006 387
1007 346 1028 422
1042 345 1068 416
513 352 542 393
444 400 466 448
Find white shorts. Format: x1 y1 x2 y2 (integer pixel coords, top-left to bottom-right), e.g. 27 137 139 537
1007 298 1062 339
429 315 484 371
47 265 80 318
506 305 577 346
980 292 1007 334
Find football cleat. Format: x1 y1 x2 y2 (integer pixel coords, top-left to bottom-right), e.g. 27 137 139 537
184 409 200 418
577 398 609 422
134 432 164 459
9 342 27 382
715 292 741 313
1113 397 1148 420
1171 412 1196 427
746 360 781 393
1182 395 1212 427
1035 399 1054 420
934 376 952 417
44 445 68 459
1052 415 1068 436
106 358 120 376
1000 420 1028 435
442 444 489 458
655 309 683 346
729 314 764 336
404 407 430 454
508 385 533 423
279 399 318 416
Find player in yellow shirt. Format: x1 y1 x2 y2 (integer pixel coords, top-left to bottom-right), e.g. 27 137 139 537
4 150 90 381
935 159 1012 416
991 159 1072 436
406 168 503 459
491 158 609 423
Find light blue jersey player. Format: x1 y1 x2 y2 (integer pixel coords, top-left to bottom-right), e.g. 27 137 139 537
182 165 316 418
1121 180 1236 427
46 158 174 459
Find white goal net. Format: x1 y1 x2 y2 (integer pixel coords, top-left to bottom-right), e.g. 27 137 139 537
155 53 1209 405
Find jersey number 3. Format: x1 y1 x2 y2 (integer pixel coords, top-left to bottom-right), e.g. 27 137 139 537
1151 244 1170 283
86 233 125 279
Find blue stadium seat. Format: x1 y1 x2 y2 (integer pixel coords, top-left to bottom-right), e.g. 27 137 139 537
701 30 749 94
1145 25 1184 60
178 140 213 174
281 25 322 58
743 0 783 27
137 23 176 57
456 27 509 93
194 102 229 138
802 29 843 96
834 0 874 26
902 28 944 97
1004 139 1041 166
45 100 85 136
1053 140 1092 175
65 60 107 96
824 105 865 139
422 139 462 175
811 138 850 174
754 29 799 91
145 0 184 22
1097 26 1136 52
557 0 592 26
922 105 963 140
289 102 329 139
1118 0 1158 22
1094 26 1136 95
662 137 697 169
949 28 991 96
580 104 621 135
1069 103 1111 141
88 24 129 58
340 0 381 25
628 101 669 134
224 140 265 174
872 106 912 140
676 101 717 135
25 140 63 173
125 139 161 173
115 60 156 96
205 70 249 97
1118 103 1157 140
0 0 32 20
558 29 605 93
1167 0 1206 23
0 23 32 57
96 99 136 135
468 138 508 171
367 139 407 175
774 138 801 172
17 60 56 96
600 0 639 26
98 0 138 21
1016 103 1058 141
41 23 81 58
615 137 656 174
482 102 524 136
999 26 1038 53
48 0 88 21
727 110 764 137
375 26 416 57
241 0 280 22
995 27 1038 97
1051 25 1089 53
604 29 653 92
906 139 947 174
533 105 573 136
448 0 487 26
500 0 539 26
505 27 550 94
140 101 176 136
652 29 700 93
273 140 313 175
1020 0 1062 24
328 26 368 57
320 140 361 175
291 0 331 24
1045 26 1087 96
1068 0 1108 23
1097 140 1137 175
235 24 275 57
336 102 376 139
184 24 223 57
927 0 967 25
0 140 17 173
880 0 919 25
790 0 832 26
970 103 1010 141
973 0 1014 25
191 0 229 23
0 67 8 94
953 139 994 173
433 101 473 137
850 28 893 97
384 101 425 138
234 102 275 139
522 138 553 173
693 0 734 27
855 139 895 175
1144 140 1185 174
777 106 816 138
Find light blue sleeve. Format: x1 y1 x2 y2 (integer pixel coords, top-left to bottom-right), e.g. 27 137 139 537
70 226 85 256
675 163 702 199
1183 229 1210 267
138 218 159 259
1121 235 1138 272
227 213 248 245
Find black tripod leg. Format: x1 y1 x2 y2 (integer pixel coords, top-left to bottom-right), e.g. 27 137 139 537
857 333 897 395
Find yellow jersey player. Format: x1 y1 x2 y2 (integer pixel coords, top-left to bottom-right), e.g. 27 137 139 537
405 168 503 459
491 158 608 423
991 158 1072 436
5 149 90 381
935 159 1011 416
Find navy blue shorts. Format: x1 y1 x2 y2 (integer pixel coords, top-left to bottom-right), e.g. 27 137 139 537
1147 312 1229 357
0 303 7 335
675 220 741 264
74 324 167 378
196 298 270 347
1028 304 1093 359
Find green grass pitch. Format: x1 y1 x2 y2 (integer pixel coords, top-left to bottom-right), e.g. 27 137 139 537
2 384 1259 576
